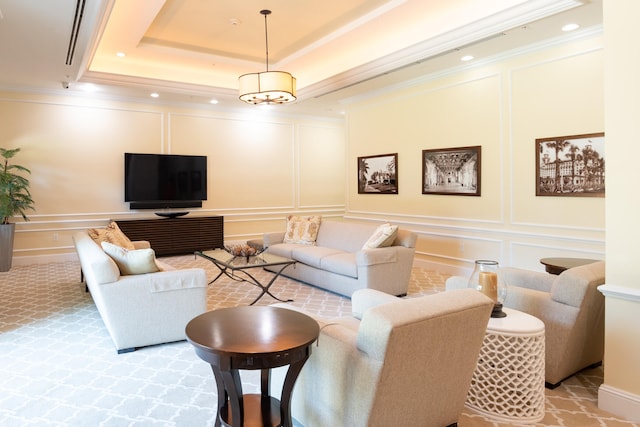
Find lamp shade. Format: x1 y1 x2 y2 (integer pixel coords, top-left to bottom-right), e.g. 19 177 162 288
238 71 296 104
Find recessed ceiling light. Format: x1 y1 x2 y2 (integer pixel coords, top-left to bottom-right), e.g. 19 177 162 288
150 93 159 98
82 83 99 93
562 23 579 32
209 99 219 105
461 55 474 62
116 51 126 58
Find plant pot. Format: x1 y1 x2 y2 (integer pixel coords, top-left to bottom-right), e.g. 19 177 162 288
0 223 16 272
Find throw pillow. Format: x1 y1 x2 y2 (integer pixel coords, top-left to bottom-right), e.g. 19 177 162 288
283 215 322 245
362 223 398 249
101 241 160 275
88 221 135 250
87 227 108 244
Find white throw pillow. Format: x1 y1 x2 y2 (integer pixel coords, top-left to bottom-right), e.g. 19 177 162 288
283 215 322 245
101 241 160 275
362 223 398 249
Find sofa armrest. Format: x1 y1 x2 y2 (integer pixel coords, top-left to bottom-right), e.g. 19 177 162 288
393 229 417 248
263 231 285 247
356 247 397 266
147 268 207 293
499 267 555 293
352 289 399 319
445 275 469 291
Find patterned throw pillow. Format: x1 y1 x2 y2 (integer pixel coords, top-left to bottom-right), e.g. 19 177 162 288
88 222 135 250
283 215 322 245
101 242 160 275
362 223 398 249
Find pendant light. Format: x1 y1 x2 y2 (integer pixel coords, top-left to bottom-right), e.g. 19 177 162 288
238 10 296 104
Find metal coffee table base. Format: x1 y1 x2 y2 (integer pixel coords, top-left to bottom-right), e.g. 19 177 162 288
212 261 294 305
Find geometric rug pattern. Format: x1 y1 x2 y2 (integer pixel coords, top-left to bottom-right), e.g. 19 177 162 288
0 256 637 427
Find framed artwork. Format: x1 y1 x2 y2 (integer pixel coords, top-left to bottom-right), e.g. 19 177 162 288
536 132 605 197
357 153 398 194
422 146 481 196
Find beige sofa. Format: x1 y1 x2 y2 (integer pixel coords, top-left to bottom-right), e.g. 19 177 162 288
445 261 605 387
72 231 207 353
271 288 493 427
263 220 417 297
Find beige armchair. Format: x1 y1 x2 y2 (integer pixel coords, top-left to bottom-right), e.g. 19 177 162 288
271 288 493 427
446 261 605 387
500 261 605 387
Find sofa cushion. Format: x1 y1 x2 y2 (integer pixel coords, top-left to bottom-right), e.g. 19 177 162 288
321 253 358 278
266 243 302 259
283 215 321 245
291 246 344 269
362 223 398 249
89 221 135 250
101 242 160 275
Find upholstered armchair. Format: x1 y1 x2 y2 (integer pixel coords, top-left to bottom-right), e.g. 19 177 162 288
446 261 605 387
271 288 493 427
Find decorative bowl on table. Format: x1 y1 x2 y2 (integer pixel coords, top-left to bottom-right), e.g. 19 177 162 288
224 244 264 260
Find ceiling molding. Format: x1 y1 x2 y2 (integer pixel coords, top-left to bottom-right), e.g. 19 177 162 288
300 0 583 100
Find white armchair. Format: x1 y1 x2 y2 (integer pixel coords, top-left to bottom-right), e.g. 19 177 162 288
271 288 493 427
446 261 605 387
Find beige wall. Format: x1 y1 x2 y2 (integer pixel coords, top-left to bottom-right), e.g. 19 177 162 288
0 95 345 263
598 0 640 420
346 33 605 273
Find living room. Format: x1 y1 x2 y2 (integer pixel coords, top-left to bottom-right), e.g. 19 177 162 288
0 0 638 424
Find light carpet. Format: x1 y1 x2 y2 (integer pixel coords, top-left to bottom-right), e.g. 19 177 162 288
0 255 636 427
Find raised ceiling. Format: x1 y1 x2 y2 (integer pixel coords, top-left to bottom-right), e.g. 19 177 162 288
0 0 601 117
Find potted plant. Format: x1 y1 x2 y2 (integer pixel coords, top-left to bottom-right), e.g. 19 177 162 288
0 147 35 271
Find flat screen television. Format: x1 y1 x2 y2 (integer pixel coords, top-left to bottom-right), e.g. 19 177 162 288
124 153 207 211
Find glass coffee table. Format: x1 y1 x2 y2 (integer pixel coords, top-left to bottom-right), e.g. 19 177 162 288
195 249 296 305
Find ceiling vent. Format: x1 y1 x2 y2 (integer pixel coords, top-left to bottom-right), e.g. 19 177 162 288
65 0 86 65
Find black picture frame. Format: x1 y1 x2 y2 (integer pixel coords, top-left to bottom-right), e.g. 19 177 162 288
422 146 481 196
535 132 605 197
357 153 398 194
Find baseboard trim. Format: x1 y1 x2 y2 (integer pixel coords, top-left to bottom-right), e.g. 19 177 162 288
599 384 640 422
12 253 78 266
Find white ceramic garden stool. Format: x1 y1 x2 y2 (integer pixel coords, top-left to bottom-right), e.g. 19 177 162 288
465 307 546 424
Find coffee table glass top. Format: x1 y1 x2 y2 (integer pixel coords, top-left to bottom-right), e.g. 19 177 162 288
195 248 294 269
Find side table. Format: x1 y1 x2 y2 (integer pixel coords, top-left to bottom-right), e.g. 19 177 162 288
539 257 599 275
186 306 319 427
465 307 546 424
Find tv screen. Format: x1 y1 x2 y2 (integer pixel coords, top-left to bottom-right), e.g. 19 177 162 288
124 153 207 209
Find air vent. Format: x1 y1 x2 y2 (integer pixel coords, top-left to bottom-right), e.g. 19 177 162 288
65 0 86 65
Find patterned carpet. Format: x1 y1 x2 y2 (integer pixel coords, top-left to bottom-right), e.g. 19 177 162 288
0 255 636 427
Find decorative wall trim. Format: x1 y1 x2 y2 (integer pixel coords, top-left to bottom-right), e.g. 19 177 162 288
510 241 605 256
598 384 640 423
345 212 604 244
598 285 640 303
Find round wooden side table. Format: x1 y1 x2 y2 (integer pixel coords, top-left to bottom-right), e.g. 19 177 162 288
186 306 319 427
539 257 599 275
465 307 546 424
